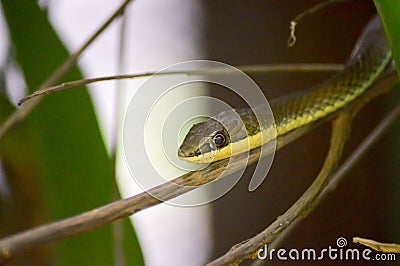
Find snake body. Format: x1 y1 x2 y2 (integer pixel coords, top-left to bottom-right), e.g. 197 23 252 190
178 17 391 164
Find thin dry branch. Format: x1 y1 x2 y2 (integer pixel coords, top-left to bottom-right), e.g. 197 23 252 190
288 0 349 46
326 103 400 193
0 0 134 140
353 237 400 253
111 10 129 266
17 63 343 105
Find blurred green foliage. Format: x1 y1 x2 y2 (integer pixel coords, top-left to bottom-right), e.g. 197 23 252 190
374 1 400 76
0 0 143 265
374 0 400 259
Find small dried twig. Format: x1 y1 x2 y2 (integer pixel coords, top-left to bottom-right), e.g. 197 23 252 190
325 103 400 193
111 9 129 266
17 63 343 105
0 0 134 141
353 237 400 253
288 0 348 46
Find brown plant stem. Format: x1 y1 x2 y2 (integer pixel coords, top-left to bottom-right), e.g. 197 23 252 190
18 63 343 105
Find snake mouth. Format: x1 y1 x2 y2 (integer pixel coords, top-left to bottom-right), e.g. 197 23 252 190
177 148 192 160
177 147 216 164
177 154 198 163
177 147 200 163
177 145 202 159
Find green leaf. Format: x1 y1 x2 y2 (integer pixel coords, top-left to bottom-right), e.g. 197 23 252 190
0 0 143 264
374 0 400 253
374 0 400 76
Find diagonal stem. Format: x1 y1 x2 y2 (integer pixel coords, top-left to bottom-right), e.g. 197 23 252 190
17 63 343 105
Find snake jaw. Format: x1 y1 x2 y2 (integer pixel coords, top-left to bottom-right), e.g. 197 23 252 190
178 136 216 163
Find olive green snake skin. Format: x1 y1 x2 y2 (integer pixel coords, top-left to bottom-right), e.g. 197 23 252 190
178 17 392 164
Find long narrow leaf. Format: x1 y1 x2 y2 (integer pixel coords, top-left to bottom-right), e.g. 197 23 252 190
374 0 400 76
1 1 142 264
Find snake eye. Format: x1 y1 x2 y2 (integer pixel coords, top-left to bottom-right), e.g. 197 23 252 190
212 133 227 148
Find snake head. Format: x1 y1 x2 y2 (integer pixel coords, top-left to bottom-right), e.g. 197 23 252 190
178 118 230 164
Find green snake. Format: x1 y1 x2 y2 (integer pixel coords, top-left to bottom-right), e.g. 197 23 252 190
178 17 392 164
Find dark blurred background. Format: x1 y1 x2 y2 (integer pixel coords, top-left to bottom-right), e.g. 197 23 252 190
205 1 400 265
